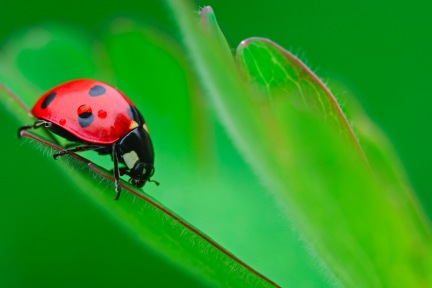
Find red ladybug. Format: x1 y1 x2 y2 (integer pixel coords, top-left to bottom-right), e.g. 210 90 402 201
19 79 158 200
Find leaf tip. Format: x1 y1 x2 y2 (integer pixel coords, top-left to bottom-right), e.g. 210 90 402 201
200 6 215 28
236 37 273 56
200 5 213 14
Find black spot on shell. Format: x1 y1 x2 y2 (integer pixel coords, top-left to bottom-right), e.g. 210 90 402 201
78 114 94 128
41 92 57 109
127 106 134 119
79 111 92 118
78 105 94 128
89 85 106 97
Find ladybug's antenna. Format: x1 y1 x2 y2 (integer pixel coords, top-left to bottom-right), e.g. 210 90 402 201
149 179 160 186
18 120 52 138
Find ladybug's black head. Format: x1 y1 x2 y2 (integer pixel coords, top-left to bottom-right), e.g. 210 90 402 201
129 161 155 188
116 127 157 189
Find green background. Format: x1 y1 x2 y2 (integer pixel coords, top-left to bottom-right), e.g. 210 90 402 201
2 0 429 216
0 0 430 287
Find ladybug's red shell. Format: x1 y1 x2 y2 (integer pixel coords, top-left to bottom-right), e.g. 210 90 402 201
31 79 138 144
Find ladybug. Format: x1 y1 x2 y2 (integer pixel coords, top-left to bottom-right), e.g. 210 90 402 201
19 79 158 200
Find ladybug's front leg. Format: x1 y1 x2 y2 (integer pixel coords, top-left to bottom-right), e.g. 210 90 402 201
119 167 130 176
112 143 122 200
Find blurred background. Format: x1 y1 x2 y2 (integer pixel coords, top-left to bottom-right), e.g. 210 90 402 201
1 0 429 216
1 0 430 287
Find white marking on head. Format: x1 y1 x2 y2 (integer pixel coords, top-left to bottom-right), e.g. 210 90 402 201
123 150 139 169
143 123 149 134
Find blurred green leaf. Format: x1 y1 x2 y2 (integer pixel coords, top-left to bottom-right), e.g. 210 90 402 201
166 2 432 287
330 79 432 241
0 24 97 99
200 6 232 58
97 17 199 166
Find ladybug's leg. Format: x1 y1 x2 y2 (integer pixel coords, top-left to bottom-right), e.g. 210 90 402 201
53 145 105 160
112 143 122 200
108 167 129 176
18 120 52 138
119 167 129 176
19 120 62 146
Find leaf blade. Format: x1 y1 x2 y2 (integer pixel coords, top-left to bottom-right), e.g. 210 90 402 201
165 2 432 287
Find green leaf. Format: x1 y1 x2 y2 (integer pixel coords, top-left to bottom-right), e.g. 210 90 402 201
0 24 97 99
236 38 365 159
329 79 432 239
200 6 232 58
165 2 432 287
0 23 278 287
